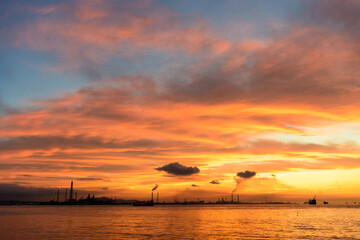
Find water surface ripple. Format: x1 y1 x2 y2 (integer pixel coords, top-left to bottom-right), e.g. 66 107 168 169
0 204 359 239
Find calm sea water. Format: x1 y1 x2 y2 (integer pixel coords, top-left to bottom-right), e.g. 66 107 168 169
0 204 359 239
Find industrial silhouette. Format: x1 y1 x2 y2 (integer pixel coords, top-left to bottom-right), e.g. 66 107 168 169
0 180 336 206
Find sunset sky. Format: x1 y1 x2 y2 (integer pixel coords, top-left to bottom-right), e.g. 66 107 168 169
1 0 360 202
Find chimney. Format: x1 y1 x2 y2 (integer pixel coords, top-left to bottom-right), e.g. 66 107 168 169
157 192 159 203
65 188 68 202
69 181 73 200
237 195 240 203
57 189 59 203
151 192 154 202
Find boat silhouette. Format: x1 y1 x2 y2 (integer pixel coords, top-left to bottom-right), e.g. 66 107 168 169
133 200 154 206
308 196 316 205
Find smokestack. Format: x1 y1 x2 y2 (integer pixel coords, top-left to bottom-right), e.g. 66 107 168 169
151 192 154 203
69 181 73 200
237 195 239 203
157 192 159 203
65 189 68 202
57 189 59 203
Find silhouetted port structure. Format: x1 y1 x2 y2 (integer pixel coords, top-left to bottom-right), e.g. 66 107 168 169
1 180 324 205
215 194 241 204
50 181 140 205
54 181 100 205
133 189 157 206
50 182 294 205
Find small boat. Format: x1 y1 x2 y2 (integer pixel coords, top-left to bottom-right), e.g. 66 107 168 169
133 201 154 206
308 196 316 205
323 201 328 204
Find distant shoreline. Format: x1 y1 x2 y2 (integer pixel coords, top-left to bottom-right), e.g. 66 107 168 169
0 201 297 206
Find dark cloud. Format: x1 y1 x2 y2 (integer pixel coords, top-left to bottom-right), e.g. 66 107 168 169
237 171 256 179
155 162 200 176
0 183 105 201
0 183 57 201
209 179 220 184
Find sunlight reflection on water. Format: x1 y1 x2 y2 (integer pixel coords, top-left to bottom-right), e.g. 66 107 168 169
0 205 359 239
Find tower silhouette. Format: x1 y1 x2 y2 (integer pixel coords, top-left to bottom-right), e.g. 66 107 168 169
69 181 73 201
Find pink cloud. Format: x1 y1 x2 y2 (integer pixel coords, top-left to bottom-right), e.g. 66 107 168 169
15 1 232 71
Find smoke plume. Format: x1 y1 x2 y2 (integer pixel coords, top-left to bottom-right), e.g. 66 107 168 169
232 170 256 193
152 184 158 191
